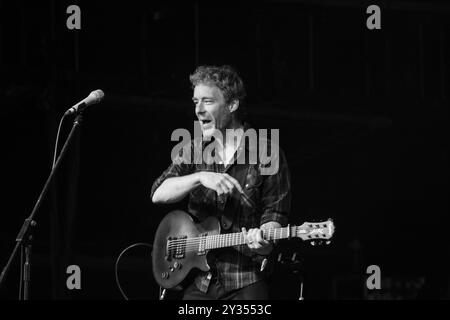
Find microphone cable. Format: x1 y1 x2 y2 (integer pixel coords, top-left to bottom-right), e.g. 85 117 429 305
18 245 23 299
52 113 68 168
114 242 153 300
50 107 153 301
51 112 153 301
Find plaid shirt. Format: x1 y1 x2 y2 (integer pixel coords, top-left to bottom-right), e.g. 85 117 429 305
150 127 291 293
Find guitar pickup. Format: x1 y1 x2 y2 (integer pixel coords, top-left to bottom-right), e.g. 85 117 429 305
172 236 187 259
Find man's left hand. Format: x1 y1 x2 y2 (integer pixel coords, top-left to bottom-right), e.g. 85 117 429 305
242 221 281 255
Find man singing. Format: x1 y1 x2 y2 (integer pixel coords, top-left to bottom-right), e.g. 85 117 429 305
151 65 291 299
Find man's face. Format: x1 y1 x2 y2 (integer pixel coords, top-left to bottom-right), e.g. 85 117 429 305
193 84 232 138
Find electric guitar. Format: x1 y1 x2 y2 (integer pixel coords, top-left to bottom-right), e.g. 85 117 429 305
152 210 335 289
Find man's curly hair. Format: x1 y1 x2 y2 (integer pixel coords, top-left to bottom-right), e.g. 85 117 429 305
189 65 247 120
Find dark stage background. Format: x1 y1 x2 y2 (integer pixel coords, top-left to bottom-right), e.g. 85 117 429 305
0 0 448 300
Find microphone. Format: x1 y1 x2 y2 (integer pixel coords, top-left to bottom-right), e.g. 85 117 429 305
64 89 105 115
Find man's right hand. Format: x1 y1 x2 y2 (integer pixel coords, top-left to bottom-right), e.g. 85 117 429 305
198 172 244 196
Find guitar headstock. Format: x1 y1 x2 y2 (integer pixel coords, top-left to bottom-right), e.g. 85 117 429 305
296 219 335 245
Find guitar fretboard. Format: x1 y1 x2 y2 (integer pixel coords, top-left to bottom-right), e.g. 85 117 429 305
166 221 333 256
200 226 302 251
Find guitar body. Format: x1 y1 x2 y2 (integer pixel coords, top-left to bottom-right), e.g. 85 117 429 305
152 210 220 289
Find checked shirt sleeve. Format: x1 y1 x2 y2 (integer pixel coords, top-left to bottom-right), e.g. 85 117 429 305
150 141 194 199
259 148 291 227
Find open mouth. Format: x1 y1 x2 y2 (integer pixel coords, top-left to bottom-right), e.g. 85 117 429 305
200 119 213 127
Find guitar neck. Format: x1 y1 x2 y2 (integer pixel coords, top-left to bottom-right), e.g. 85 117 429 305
203 226 300 250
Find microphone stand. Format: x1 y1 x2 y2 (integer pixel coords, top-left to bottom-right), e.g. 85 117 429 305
0 112 84 299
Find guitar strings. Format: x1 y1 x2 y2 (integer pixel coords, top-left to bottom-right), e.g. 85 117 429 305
167 237 250 252
167 236 254 252
167 235 248 249
165 225 330 255
166 228 284 247
166 228 298 252
167 235 288 254
165 227 297 247
163 223 331 253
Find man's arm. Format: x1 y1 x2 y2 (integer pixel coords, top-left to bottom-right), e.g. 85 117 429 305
152 172 244 204
152 173 202 204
